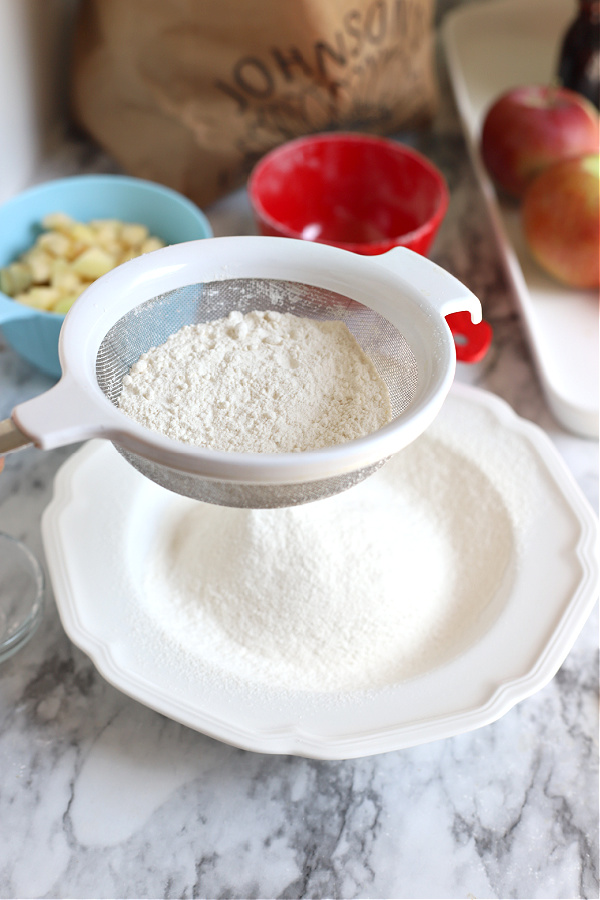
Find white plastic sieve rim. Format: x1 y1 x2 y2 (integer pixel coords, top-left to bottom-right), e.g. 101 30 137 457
14 237 481 485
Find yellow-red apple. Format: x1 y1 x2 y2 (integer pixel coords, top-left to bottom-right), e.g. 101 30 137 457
522 154 599 289
480 85 599 198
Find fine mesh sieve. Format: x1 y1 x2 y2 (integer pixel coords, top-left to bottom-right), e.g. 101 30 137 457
3 236 483 508
96 277 419 507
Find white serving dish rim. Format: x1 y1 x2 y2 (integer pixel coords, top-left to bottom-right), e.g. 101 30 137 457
41 382 599 759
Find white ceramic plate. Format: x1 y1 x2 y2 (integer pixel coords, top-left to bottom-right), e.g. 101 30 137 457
442 0 599 438
42 385 598 759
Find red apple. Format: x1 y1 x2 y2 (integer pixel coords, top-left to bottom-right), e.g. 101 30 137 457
480 85 600 198
522 154 599 289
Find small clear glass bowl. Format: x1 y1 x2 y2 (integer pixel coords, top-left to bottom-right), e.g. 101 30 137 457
0 532 45 663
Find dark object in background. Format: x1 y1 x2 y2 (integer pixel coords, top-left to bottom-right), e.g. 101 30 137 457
557 0 600 109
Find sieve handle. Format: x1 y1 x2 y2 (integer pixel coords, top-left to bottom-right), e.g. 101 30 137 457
11 373 110 451
376 247 482 323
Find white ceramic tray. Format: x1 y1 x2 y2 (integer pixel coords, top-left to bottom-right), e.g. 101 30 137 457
443 0 599 438
41 384 598 759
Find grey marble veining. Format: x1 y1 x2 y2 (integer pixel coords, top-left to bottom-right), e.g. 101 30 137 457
0 3 598 898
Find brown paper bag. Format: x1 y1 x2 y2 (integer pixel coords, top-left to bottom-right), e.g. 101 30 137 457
71 0 438 208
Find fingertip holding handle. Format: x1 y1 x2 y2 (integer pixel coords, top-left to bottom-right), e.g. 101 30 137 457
446 311 493 363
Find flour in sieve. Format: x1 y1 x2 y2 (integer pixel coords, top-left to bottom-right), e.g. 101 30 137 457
118 309 392 452
138 429 518 694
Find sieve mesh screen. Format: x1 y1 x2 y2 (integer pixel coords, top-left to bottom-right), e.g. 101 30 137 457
95 278 419 507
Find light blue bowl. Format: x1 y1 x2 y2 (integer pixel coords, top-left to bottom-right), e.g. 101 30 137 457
0 175 213 379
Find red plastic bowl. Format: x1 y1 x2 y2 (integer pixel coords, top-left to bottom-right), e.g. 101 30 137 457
248 133 449 256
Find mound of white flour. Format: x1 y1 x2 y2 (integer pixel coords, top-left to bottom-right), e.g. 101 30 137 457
118 309 392 452
136 422 520 694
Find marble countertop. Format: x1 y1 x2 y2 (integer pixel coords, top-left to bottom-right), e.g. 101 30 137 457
0 4 598 898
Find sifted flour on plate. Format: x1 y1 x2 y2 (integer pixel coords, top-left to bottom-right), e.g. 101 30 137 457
137 426 519 695
118 309 392 452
